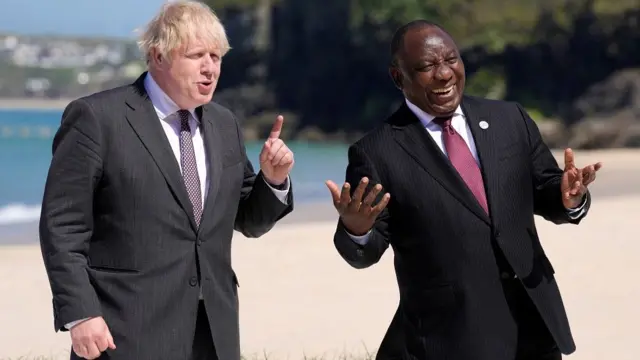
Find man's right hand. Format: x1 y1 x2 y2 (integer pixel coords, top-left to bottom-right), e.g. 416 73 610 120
325 177 390 236
70 316 116 359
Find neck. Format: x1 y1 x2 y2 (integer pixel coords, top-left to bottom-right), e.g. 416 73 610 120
147 69 173 100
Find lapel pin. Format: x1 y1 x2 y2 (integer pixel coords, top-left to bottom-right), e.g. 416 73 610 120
479 121 489 130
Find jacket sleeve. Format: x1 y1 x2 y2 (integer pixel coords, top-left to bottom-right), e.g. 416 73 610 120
39 99 104 331
333 143 391 269
517 103 591 225
232 115 293 237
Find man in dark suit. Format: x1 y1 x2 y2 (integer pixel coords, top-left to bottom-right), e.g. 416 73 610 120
39 2 294 359
326 20 602 360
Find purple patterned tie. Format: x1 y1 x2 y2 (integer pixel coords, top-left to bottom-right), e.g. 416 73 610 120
433 116 489 214
178 110 203 227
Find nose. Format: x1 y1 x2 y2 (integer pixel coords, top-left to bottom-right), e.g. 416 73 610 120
201 54 215 74
435 64 453 82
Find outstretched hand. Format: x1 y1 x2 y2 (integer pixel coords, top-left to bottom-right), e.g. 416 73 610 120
325 177 390 236
259 115 294 186
561 148 602 209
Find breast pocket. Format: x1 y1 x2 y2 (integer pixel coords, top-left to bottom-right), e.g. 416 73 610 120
221 148 244 169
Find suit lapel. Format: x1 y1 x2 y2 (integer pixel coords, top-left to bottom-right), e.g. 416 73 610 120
462 97 499 222
198 105 223 231
124 73 198 231
391 102 490 225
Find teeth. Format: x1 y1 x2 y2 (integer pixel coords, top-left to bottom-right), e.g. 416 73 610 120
432 86 454 94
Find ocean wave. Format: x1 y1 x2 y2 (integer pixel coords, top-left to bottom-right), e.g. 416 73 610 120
0 203 41 225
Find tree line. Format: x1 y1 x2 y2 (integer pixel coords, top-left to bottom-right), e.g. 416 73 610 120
204 0 639 142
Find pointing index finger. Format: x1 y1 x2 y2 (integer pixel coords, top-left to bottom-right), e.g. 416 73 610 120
269 115 284 139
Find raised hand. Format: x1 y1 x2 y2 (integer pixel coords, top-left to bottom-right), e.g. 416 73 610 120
70 316 116 359
259 115 294 186
561 148 602 209
325 177 390 236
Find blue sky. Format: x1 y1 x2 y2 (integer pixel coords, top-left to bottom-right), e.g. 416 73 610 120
0 0 167 38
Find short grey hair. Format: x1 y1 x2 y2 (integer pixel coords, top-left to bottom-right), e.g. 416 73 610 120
137 0 231 62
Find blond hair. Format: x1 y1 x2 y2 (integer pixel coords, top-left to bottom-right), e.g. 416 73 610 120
137 1 231 62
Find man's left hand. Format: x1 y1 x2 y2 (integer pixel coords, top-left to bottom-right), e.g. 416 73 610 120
561 148 602 209
259 115 294 186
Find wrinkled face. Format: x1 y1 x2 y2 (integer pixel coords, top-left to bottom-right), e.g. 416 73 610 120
390 26 465 117
151 36 221 109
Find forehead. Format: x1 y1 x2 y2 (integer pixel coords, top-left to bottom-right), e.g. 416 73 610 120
401 27 457 60
180 33 221 52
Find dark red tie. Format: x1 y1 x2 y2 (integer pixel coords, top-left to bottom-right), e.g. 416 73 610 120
433 116 488 214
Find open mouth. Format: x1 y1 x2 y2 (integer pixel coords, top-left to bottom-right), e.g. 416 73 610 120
196 81 214 95
197 81 213 92
431 85 455 96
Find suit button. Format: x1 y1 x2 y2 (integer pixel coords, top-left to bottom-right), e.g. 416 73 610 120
197 239 202 246
189 276 198 286
500 272 513 280
356 249 365 257
495 231 501 238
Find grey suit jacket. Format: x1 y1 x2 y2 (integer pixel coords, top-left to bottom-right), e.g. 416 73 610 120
39 73 293 360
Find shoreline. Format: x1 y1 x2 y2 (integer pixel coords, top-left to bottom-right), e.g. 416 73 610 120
0 200 339 245
0 97 72 111
2 170 640 245
2 146 640 245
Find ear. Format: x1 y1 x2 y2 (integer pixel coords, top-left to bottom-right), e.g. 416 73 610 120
149 48 163 67
389 67 403 90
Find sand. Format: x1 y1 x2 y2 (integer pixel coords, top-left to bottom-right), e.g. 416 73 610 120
1 196 639 359
0 149 638 359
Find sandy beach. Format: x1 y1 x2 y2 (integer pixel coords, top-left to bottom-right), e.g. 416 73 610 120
0 149 638 359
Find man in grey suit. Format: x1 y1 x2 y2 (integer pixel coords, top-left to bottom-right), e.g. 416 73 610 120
38 2 294 359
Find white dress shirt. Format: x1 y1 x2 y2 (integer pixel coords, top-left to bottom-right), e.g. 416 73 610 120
65 73 290 329
348 98 586 245
143 73 290 204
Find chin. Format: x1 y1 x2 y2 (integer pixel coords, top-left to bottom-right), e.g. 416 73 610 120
437 99 461 114
439 103 458 113
193 94 213 106
428 102 456 116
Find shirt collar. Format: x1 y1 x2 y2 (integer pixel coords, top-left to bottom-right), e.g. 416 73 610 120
405 98 464 127
143 72 199 123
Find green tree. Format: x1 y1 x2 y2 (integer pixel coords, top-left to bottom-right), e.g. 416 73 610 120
349 0 639 52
